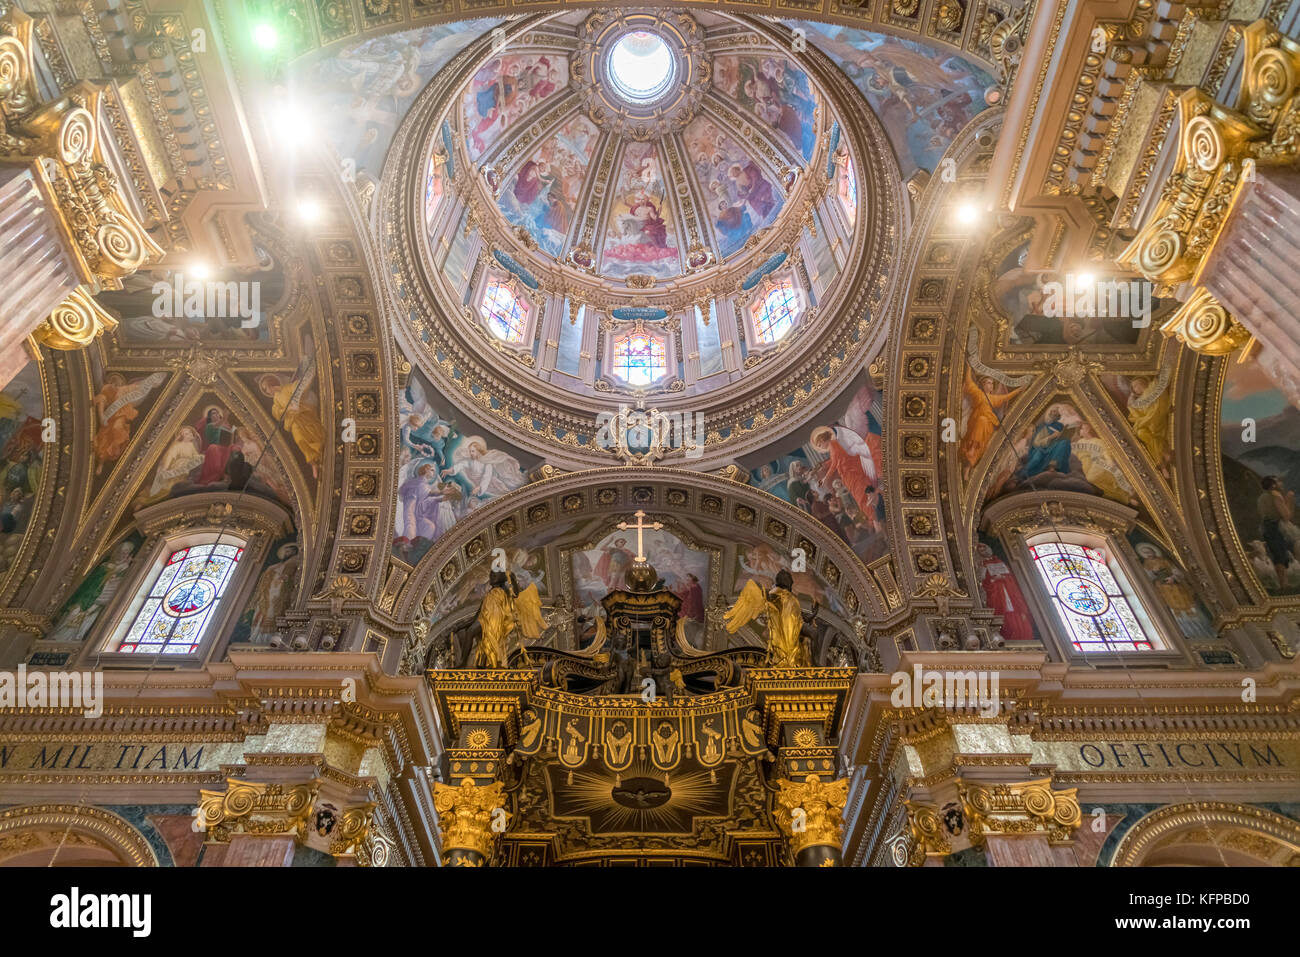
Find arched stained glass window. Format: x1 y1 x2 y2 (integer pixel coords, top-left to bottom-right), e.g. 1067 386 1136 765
117 542 244 654
1029 540 1156 653
480 278 528 342
752 280 800 344
613 332 666 385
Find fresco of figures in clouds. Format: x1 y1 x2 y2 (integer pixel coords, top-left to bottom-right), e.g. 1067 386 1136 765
395 368 538 566
462 52 570 161
712 53 818 161
984 400 1141 509
498 114 601 257
747 376 888 566
1220 346 1300 595
684 116 785 259
312 20 501 179
790 22 994 174
601 143 681 279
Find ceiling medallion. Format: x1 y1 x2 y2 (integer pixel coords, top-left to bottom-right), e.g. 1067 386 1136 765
574 11 710 140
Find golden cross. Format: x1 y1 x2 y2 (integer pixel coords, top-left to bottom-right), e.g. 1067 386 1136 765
615 509 662 562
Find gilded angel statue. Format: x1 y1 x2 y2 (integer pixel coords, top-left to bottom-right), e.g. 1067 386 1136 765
473 571 545 668
724 570 810 668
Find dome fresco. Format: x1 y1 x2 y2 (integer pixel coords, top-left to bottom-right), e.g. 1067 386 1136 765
390 8 901 439
448 11 828 282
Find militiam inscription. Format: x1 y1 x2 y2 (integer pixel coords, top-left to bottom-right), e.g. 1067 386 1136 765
0 741 244 773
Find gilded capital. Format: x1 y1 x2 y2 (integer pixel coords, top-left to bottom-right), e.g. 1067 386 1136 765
959 778 1082 846
772 774 849 856
1118 20 1300 359
433 777 508 861
196 778 319 844
902 800 951 864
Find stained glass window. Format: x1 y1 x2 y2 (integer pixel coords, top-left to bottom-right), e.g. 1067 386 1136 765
1029 540 1156 653
480 279 528 342
117 542 243 654
838 156 858 223
613 332 666 385
753 280 800 344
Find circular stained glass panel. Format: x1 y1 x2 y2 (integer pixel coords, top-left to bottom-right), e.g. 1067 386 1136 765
607 31 675 104
164 578 217 617
1054 576 1109 616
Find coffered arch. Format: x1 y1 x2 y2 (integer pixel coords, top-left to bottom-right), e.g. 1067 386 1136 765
392 467 894 639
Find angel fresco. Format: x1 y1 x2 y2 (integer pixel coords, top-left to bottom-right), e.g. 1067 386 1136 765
394 371 532 563
684 116 783 258
259 344 325 480
498 115 599 256
92 372 167 475
463 53 568 159
960 366 1026 477
1104 350 1176 477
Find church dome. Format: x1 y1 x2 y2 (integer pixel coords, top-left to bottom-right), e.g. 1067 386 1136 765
465 12 814 279
384 9 903 466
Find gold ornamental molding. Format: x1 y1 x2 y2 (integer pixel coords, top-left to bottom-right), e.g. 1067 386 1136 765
958 777 1082 846
432 777 508 862
0 8 163 352
0 803 159 866
1117 21 1300 358
196 777 319 844
1113 802 1300 866
772 774 849 857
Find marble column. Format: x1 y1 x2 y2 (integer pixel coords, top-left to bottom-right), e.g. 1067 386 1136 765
219 834 297 867
1197 166 1300 384
0 165 81 388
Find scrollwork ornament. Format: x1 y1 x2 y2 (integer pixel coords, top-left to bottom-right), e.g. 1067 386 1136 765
33 287 116 350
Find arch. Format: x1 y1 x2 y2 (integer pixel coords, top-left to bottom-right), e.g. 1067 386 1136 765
1113 803 1300 867
0 804 160 867
393 466 888 628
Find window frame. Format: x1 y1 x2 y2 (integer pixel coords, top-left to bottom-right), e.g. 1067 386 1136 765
745 274 805 349
1019 528 1183 664
610 329 669 387
68 494 292 670
478 273 533 345
95 530 251 664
